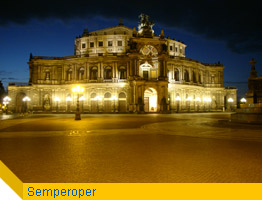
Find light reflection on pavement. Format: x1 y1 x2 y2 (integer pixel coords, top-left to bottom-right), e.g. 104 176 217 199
0 113 261 183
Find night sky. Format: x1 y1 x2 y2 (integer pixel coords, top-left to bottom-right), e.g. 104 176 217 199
1 0 262 98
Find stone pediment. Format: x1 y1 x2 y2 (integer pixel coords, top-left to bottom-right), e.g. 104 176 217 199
90 25 133 36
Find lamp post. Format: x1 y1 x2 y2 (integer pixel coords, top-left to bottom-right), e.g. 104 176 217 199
72 85 84 120
94 96 101 112
22 96 31 114
3 96 11 114
175 96 181 113
54 97 60 112
66 96 72 112
110 96 118 112
186 96 192 112
195 97 201 112
228 97 234 111
240 98 246 103
240 97 246 108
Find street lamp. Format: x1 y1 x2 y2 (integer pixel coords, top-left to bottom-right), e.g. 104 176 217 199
175 96 181 113
22 96 31 113
110 96 118 112
79 96 86 112
94 96 101 112
228 97 234 111
72 85 84 120
66 96 72 112
195 97 201 112
186 96 192 112
240 98 247 103
3 96 11 114
54 97 60 112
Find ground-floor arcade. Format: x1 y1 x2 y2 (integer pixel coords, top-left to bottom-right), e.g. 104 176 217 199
7 82 237 113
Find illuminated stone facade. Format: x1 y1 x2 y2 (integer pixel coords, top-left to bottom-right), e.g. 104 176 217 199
8 14 237 113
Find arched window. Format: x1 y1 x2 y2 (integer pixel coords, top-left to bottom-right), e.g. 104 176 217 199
79 67 84 80
90 67 98 80
104 92 111 99
174 68 180 81
184 69 189 82
193 71 197 83
119 92 126 99
91 93 96 99
199 73 202 84
104 66 112 79
67 69 73 81
119 66 127 79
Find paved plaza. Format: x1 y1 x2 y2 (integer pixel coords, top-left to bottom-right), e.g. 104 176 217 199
0 113 262 182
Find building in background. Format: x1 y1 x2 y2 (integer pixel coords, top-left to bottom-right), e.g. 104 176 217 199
231 59 262 123
7 14 237 113
246 58 262 104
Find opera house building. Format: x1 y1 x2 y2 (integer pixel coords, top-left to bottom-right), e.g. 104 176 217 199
7 14 237 113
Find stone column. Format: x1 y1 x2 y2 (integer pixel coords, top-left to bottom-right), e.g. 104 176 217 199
115 62 118 82
127 61 130 78
86 63 89 81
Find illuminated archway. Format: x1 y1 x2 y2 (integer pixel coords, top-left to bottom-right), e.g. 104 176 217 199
144 88 157 112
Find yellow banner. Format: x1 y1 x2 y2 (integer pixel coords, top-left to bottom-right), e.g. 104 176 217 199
23 183 262 200
1 161 262 200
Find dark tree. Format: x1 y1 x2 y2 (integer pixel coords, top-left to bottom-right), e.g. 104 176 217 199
0 81 5 103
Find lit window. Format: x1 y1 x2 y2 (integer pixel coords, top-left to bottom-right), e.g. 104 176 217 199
117 41 122 46
90 67 98 80
174 69 179 81
67 69 73 81
193 71 197 83
143 71 148 80
104 66 112 79
119 66 127 79
90 42 94 48
79 68 84 80
108 41 113 46
184 69 189 82
99 41 103 47
82 43 86 49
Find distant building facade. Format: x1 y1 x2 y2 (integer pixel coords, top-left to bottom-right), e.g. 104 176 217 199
8 14 237 113
246 58 262 104
231 59 262 123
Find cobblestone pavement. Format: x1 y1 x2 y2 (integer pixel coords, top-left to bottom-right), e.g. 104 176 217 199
0 113 261 183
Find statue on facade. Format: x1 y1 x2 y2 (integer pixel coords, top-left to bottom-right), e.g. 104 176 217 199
138 14 154 38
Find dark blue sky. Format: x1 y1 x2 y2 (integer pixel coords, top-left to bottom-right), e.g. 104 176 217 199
1 0 262 98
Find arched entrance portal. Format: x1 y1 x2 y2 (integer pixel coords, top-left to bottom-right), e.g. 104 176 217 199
144 88 157 112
